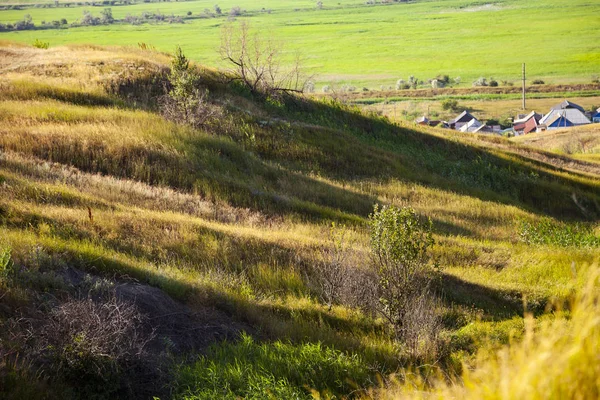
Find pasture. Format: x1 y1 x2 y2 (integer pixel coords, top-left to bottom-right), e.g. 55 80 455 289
1 0 599 87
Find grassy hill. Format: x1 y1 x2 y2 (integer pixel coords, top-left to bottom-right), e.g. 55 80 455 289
0 43 599 399
512 124 600 164
0 0 600 87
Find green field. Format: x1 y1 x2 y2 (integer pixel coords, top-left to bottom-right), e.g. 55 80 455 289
1 0 599 87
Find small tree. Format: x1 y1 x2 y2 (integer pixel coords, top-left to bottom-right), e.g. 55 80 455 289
214 4 222 14
159 46 220 128
369 205 440 355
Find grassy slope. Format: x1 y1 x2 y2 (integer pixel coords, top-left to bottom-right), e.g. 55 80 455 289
0 0 599 86
512 124 600 163
1 44 599 397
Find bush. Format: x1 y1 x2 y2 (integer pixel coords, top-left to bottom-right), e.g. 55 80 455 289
489 79 498 87
159 46 221 129
32 39 49 49
472 77 488 87
441 98 460 112
532 79 545 85
369 205 441 358
14 14 34 30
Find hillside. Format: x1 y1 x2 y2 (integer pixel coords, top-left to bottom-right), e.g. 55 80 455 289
0 43 599 399
512 124 600 165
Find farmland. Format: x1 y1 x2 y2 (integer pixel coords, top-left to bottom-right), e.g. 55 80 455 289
1 0 600 88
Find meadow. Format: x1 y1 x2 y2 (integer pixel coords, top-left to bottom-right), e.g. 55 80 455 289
0 43 599 398
1 0 600 88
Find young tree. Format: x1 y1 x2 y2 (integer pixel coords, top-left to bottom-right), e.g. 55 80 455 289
369 205 440 355
220 21 310 97
159 46 220 129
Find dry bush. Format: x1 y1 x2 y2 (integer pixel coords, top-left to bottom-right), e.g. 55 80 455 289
220 21 310 97
159 87 222 129
9 295 157 398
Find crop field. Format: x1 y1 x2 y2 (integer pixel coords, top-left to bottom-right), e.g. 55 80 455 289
1 0 600 87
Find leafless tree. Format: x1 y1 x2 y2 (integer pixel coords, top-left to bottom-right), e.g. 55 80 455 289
220 21 310 97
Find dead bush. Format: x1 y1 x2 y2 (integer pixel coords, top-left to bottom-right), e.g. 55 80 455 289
12 295 156 399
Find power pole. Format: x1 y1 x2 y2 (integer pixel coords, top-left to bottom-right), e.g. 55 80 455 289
522 63 526 110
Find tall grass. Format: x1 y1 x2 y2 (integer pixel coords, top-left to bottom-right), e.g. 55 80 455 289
375 265 600 399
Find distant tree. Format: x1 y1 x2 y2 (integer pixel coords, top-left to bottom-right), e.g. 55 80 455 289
81 10 100 25
229 6 242 16
214 4 222 14
531 79 545 85
100 8 114 24
14 14 34 30
489 78 498 87
316 1 323 9
186 11 192 16
60 18 68 24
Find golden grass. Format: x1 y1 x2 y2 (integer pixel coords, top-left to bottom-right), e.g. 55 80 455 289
374 266 600 399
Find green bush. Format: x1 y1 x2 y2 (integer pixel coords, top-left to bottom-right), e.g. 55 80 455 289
441 98 460 112
369 205 441 355
32 39 49 49
174 333 372 399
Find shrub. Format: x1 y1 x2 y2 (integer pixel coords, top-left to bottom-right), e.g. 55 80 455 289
472 77 488 87
532 79 545 85
214 4 222 14
100 7 114 24
229 6 242 16
80 10 100 25
441 98 460 112
159 46 221 129
32 39 49 49
489 79 498 87
14 14 34 30
369 205 441 358
310 223 352 309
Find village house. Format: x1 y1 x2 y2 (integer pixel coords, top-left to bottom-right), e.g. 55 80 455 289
593 107 600 123
448 111 478 130
512 111 543 135
538 100 591 131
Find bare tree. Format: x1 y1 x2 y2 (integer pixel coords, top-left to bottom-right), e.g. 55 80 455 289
220 21 310 97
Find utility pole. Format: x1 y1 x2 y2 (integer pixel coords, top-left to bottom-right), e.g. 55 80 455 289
522 63 526 110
